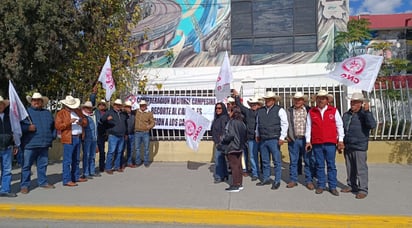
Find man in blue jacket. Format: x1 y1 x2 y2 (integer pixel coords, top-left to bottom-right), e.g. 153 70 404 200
341 92 376 199
20 93 56 194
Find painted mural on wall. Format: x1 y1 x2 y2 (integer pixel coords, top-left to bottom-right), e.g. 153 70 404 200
130 0 349 68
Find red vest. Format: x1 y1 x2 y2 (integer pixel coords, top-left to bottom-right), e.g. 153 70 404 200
309 106 338 144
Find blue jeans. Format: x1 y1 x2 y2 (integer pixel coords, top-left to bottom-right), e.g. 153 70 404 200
260 139 282 184
213 146 228 181
313 143 338 190
105 135 124 170
21 147 49 188
62 136 81 184
247 140 260 178
135 132 150 165
82 140 97 176
0 148 12 193
125 134 135 165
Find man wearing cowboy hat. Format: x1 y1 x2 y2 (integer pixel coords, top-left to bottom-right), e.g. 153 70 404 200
233 90 263 181
55 95 88 187
255 91 288 190
20 92 56 194
341 92 376 199
0 96 18 197
305 90 345 196
100 98 128 173
286 92 316 190
80 101 101 179
90 87 108 172
134 99 155 167
122 100 136 168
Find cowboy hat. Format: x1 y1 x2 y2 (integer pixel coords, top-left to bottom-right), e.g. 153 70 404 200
113 99 123 106
139 100 147 105
97 99 107 106
124 101 132 107
26 92 49 104
227 97 235 103
60 95 81 109
81 101 93 108
292 92 308 101
0 96 10 107
347 92 368 102
315 90 334 99
262 91 281 100
247 96 264 105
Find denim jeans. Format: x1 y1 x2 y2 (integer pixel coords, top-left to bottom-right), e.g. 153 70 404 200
82 140 97 176
247 140 260 178
135 132 150 165
62 136 81 185
105 135 124 170
125 133 135 165
213 146 228 181
313 143 338 190
21 147 49 188
260 139 282 184
0 148 12 193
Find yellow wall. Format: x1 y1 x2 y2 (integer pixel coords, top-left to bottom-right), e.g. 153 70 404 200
49 140 412 165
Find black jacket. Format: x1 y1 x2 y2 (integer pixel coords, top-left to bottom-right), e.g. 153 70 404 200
342 109 376 151
211 103 229 144
235 96 258 140
221 119 247 153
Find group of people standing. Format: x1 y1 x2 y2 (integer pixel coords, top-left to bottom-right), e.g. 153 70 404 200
0 89 155 197
212 89 376 199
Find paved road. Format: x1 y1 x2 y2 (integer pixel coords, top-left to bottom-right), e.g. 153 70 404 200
0 162 411 227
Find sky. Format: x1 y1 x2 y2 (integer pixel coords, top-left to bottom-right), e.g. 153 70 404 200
350 0 412 15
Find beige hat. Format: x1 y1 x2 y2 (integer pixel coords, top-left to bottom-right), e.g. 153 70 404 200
81 101 93 108
0 96 10 107
113 99 123 106
227 97 235 103
292 92 308 101
60 95 81 109
26 92 49 104
315 90 334 99
347 92 368 102
139 100 147 105
124 101 132 107
262 91 281 100
247 96 263 105
97 99 107 106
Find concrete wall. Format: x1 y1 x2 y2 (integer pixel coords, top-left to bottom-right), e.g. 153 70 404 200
49 140 412 165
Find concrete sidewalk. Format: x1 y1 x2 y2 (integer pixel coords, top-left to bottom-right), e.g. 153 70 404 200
0 162 411 227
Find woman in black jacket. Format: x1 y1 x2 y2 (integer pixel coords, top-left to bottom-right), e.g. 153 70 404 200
222 106 247 192
211 102 229 183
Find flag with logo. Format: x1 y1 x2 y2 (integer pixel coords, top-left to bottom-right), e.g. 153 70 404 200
215 51 233 102
184 106 211 151
328 54 384 92
8 81 29 147
98 56 116 101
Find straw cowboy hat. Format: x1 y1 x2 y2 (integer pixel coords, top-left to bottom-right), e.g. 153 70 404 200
60 95 81 109
124 101 132 107
262 91 281 100
347 92 368 102
97 99 107 106
247 96 264 105
292 92 308 101
227 97 235 103
26 92 49 104
139 100 147 105
113 99 123 106
0 96 10 107
81 101 93 108
315 90 334 101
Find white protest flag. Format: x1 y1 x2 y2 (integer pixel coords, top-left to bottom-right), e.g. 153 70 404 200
215 51 233 102
8 81 29 147
328 54 384 92
98 56 116 101
184 106 211 151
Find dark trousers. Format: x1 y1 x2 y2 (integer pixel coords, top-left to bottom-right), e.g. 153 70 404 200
97 135 106 172
344 149 368 194
227 151 243 187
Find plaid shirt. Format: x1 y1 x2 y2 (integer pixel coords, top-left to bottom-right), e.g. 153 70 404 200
293 107 307 137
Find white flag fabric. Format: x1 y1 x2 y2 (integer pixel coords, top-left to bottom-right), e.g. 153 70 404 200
184 107 211 152
328 54 384 92
8 81 29 147
98 56 116 101
215 51 233 102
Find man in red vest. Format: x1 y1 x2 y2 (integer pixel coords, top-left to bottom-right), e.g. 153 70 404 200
305 90 344 196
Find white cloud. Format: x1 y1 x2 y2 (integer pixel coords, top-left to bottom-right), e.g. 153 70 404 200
358 0 403 14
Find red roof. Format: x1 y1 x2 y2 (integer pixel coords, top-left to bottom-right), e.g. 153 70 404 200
350 13 412 30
